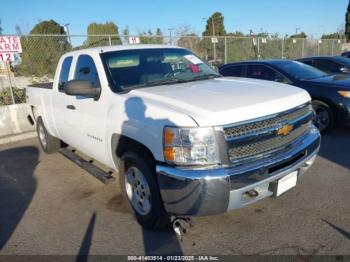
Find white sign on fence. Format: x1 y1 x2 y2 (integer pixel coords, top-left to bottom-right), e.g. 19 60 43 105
211 37 218 43
129 36 140 44
0 36 22 62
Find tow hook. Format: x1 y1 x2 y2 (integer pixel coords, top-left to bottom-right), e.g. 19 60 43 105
172 217 193 236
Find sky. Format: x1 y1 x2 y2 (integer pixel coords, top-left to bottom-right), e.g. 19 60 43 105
0 0 348 40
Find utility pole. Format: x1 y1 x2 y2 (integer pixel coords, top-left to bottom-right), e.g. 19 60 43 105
295 27 300 35
64 23 71 44
168 28 175 45
212 17 216 61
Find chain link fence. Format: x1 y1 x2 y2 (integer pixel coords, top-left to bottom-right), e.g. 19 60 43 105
0 34 346 105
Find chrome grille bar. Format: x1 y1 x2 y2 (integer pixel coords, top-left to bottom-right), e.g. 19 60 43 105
223 103 311 140
221 103 313 164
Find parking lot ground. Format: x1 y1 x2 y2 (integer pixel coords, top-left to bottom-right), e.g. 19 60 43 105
0 128 349 256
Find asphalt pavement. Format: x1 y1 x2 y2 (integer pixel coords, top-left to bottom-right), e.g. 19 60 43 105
0 128 349 256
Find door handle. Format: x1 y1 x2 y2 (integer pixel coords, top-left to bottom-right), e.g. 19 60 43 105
66 105 76 110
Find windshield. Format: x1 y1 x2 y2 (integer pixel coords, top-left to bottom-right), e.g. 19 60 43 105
273 61 329 80
100 48 220 92
334 56 350 66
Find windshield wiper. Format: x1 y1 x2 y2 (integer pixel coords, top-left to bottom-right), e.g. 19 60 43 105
192 74 221 81
120 74 221 92
120 78 182 92
175 74 221 84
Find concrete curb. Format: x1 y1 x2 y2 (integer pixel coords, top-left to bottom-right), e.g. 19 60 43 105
0 131 37 145
0 104 35 137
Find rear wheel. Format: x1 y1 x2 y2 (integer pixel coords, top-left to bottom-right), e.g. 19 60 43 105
119 152 170 229
312 100 334 132
36 117 61 154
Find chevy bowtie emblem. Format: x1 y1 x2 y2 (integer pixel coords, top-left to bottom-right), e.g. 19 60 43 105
277 124 294 136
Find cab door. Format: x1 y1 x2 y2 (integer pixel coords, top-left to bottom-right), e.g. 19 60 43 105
62 54 110 165
51 55 75 142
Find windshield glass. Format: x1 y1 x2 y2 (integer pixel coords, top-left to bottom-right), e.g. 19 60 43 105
334 56 350 66
273 61 329 80
100 48 220 92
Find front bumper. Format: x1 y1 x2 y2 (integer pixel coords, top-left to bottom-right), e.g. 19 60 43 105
156 126 320 216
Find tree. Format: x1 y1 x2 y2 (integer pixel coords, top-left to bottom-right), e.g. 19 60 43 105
175 25 202 54
321 32 344 39
289 32 307 39
139 28 164 44
17 20 71 77
201 12 226 61
84 22 121 47
345 0 350 41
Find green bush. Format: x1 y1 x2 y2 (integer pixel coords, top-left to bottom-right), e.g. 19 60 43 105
0 87 26 106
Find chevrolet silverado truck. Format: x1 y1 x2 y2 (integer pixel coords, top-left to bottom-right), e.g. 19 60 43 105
26 45 321 230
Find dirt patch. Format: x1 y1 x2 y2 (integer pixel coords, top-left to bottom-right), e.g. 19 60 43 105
106 194 129 214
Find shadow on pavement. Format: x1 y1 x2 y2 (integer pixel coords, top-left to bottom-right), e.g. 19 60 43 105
0 146 39 250
76 212 97 262
322 219 350 240
142 228 183 255
318 127 350 170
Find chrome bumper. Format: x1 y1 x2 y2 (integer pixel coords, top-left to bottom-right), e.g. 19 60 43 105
156 126 320 216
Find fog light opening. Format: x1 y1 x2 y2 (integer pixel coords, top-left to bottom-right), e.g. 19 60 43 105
245 189 259 198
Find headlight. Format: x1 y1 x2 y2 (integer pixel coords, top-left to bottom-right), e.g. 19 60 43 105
338 91 350 98
163 126 220 165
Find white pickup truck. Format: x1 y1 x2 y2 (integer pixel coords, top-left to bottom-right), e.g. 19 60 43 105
26 45 320 230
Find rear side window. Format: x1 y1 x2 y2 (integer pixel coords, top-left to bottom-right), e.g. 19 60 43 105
314 59 340 73
74 55 100 87
246 64 287 82
58 56 73 91
220 65 243 77
300 59 313 66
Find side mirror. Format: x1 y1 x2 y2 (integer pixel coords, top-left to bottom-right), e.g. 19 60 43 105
339 67 349 73
64 80 101 100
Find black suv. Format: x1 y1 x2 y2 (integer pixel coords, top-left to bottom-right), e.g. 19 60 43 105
298 56 350 75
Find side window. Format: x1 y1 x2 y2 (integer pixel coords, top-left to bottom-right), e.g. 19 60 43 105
74 55 100 87
300 59 313 66
246 65 286 82
314 59 340 73
220 65 243 77
58 56 73 91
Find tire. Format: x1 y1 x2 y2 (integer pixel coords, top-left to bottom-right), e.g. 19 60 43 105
36 117 61 154
118 151 170 230
312 100 334 133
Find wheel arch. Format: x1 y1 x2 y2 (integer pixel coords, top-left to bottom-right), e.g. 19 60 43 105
111 133 157 172
310 97 337 118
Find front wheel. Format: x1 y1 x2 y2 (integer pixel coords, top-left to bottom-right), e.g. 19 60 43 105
119 152 170 229
312 100 334 132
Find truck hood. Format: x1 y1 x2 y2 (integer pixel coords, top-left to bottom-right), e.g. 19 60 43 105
129 77 310 126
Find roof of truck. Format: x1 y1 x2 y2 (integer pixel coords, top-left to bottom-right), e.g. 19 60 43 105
65 44 184 56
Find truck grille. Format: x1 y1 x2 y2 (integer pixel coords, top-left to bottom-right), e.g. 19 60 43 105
228 122 309 161
224 104 310 139
223 103 312 163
